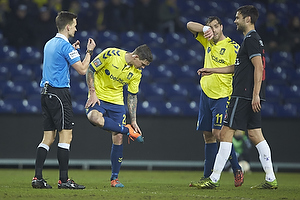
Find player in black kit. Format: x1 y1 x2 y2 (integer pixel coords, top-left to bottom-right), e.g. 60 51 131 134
196 5 278 189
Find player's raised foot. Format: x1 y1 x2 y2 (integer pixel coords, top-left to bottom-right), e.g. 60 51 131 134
111 178 124 188
125 124 144 143
32 177 52 189
196 177 220 189
189 177 205 187
251 179 278 189
234 169 244 187
58 179 85 189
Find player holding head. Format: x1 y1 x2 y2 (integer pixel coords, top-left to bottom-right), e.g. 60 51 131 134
187 16 244 188
197 5 278 189
85 44 152 187
32 11 96 189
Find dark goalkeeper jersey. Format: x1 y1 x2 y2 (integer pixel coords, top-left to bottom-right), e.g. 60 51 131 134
232 30 266 101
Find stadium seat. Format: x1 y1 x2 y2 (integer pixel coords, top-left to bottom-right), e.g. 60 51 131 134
19 46 42 64
271 51 294 68
265 66 289 85
163 82 190 101
282 84 300 99
142 32 164 48
70 80 88 96
120 31 141 50
137 99 165 116
294 52 300 68
26 95 41 113
97 31 120 48
9 63 35 81
25 80 41 96
2 80 26 98
164 32 188 48
0 45 18 63
261 101 276 117
265 84 282 99
72 95 87 114
0 64 10 81
274 103 298 118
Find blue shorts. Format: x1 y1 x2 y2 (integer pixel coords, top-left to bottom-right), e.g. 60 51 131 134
86 100 126 126
196 90 230 132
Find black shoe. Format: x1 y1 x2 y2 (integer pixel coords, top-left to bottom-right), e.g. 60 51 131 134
32 177 52 189
58 179 85 189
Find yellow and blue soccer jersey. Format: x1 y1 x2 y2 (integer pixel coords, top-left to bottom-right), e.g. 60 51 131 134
196 33 239 99
89 48 142 105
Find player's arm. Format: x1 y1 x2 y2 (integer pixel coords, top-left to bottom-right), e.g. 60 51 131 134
186 21 213 40
127 93 142 134
85 67 100 108
197 65 235 76
251 56 263 113
72 38 96 75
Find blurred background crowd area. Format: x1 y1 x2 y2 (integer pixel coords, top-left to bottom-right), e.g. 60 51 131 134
0 0 300 118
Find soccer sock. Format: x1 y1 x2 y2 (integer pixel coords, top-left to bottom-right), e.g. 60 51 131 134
203 142 218 178
103 117 128 134
110 144 123 180
210 142 232 183
34 143 49 179
57 143 70 182
256 140 276 182
228 144 242 172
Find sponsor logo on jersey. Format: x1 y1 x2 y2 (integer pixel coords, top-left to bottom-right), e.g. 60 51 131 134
212 55 225 64
69 50 80 59
105 69 127 85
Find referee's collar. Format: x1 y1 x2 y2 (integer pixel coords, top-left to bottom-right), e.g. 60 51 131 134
55 33 69 42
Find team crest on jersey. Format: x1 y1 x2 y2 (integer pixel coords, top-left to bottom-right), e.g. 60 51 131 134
220 48 226 55
127 72 133 80
93 58 101 67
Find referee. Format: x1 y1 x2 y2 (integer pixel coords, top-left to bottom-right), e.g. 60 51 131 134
31 11 96 189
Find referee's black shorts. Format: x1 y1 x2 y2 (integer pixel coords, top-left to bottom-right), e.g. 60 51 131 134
41 85 74 132
223 97 262 131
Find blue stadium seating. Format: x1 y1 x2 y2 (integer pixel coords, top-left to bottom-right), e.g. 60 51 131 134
0 45 18 63
142 32 164 48
1 0 299 117
271 51 294 68
19 46 42 65
120 31 141 50
97 30 120 49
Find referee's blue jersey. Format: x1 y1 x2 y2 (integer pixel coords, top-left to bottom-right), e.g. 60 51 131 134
40 33 81 88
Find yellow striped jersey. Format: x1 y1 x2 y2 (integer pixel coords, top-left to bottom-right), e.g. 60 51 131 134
196 33 240 99
89 48 142 105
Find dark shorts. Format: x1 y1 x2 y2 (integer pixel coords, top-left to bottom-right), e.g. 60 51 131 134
86 100 126 126
196 90 230 132
224 97 261 131
41 86 74 132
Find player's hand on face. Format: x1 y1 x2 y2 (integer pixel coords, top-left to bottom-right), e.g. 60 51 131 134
251 95 261 112
85 92 100 108
204 28 214 40
87 38 96 51
72 40 80 50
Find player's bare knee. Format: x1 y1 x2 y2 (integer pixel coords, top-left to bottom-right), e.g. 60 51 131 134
88 110 104 127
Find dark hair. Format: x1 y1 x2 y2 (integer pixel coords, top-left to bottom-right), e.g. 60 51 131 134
133 44 153 63
237 5 259 24
55 11 77 31
206 16 222 25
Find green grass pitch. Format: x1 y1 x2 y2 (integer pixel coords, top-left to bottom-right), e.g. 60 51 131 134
0 169 299 199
